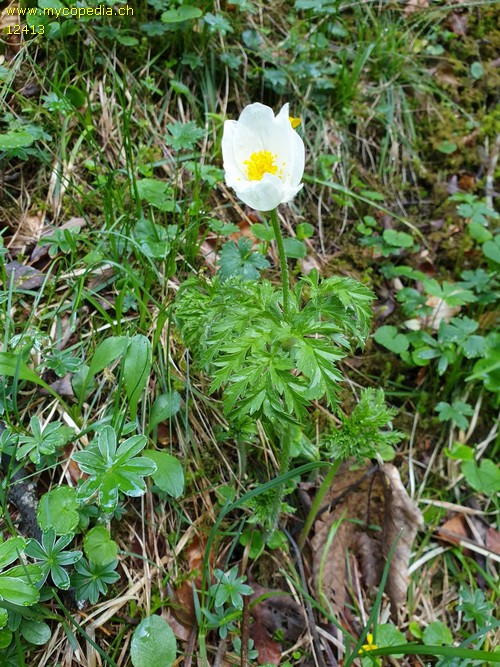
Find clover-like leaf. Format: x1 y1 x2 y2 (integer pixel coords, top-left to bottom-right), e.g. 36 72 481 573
72 426 157 512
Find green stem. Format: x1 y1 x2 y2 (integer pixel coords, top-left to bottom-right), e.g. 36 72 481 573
269 426 292 531
269 208 290 319
298 458 342 551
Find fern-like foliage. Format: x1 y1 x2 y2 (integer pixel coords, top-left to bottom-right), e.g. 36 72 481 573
324 388 403 461
174 271 374 427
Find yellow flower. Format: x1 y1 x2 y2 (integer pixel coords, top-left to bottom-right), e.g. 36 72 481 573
221 102 305 211
361 633 378 653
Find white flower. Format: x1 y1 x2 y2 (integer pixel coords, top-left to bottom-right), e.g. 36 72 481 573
221 102 305 211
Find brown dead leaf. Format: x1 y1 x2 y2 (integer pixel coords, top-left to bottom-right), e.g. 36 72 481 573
424 296 460 330
431 65 460 88
404 0 428 17
172 577 202 630
447 12 468 36
311 463 423 618
163 608 191 642
171 535 208 629
458 173 475 191
250 622 281 665
8 212 44 253
250 584 305 643
486 527 500 555
300 255 322 275
4 262 47 290
436 514 469 547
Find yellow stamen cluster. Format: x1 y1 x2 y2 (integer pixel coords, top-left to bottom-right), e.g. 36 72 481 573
244 150 279 181
289 116 301 129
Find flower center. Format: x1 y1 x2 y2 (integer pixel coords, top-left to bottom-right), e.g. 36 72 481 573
244 150 278 181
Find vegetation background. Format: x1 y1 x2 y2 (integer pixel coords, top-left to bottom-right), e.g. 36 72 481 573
0 0 499 665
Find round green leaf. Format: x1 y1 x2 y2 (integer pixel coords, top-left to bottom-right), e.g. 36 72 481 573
37 486 79 535
373 325 409 354
437 141 457 155
144 451 184 499
161 7 202 23
461 459 500 494
83 526 118 566
296 222 314 240
377 623 406 646
383 229 414 248
422 621 453 646
20 619 51 645
283 237 307 259
482 236 500 264
0 627 13 649
251 223 275 242
0 608 8 629
130 615 177 667
470 62 484 80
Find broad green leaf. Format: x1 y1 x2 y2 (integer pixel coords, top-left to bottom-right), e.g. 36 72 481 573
250 223 275 242
84 526 118 566
136 179 172 210
130 615 177 667
218 238 270 281
383 229 414 248
373 326 409 354
148 391 182 433
144 451 184 499
20 619 51 645
422 621 453 646
37 486 79 535
296 222 314 240
283 237 307 258
377 623 406 647
0 537 26 570
468 221 492 243
164 121 204 151
88 337 127 378
0 627 13 649
0 131 34 150
437 141 457 154
462 459 500 494
0 352 50 387
482 235 500 264
124 335 152 420
161 6 202 23
0 577 39 605
0 608 7 630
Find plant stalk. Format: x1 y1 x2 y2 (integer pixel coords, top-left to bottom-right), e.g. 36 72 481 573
269 208 290 319
298 458 342 550
269 425 292 532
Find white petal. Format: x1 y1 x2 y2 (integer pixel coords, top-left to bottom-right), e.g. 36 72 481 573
288 129 305 187
281 182 304 203
237 103 276 131
222 120 259 182
233 173 285 211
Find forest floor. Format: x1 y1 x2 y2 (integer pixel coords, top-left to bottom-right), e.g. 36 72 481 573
0 1 499 666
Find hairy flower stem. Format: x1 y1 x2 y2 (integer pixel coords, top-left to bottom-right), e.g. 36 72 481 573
268 208 293 531
269 208 290 320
